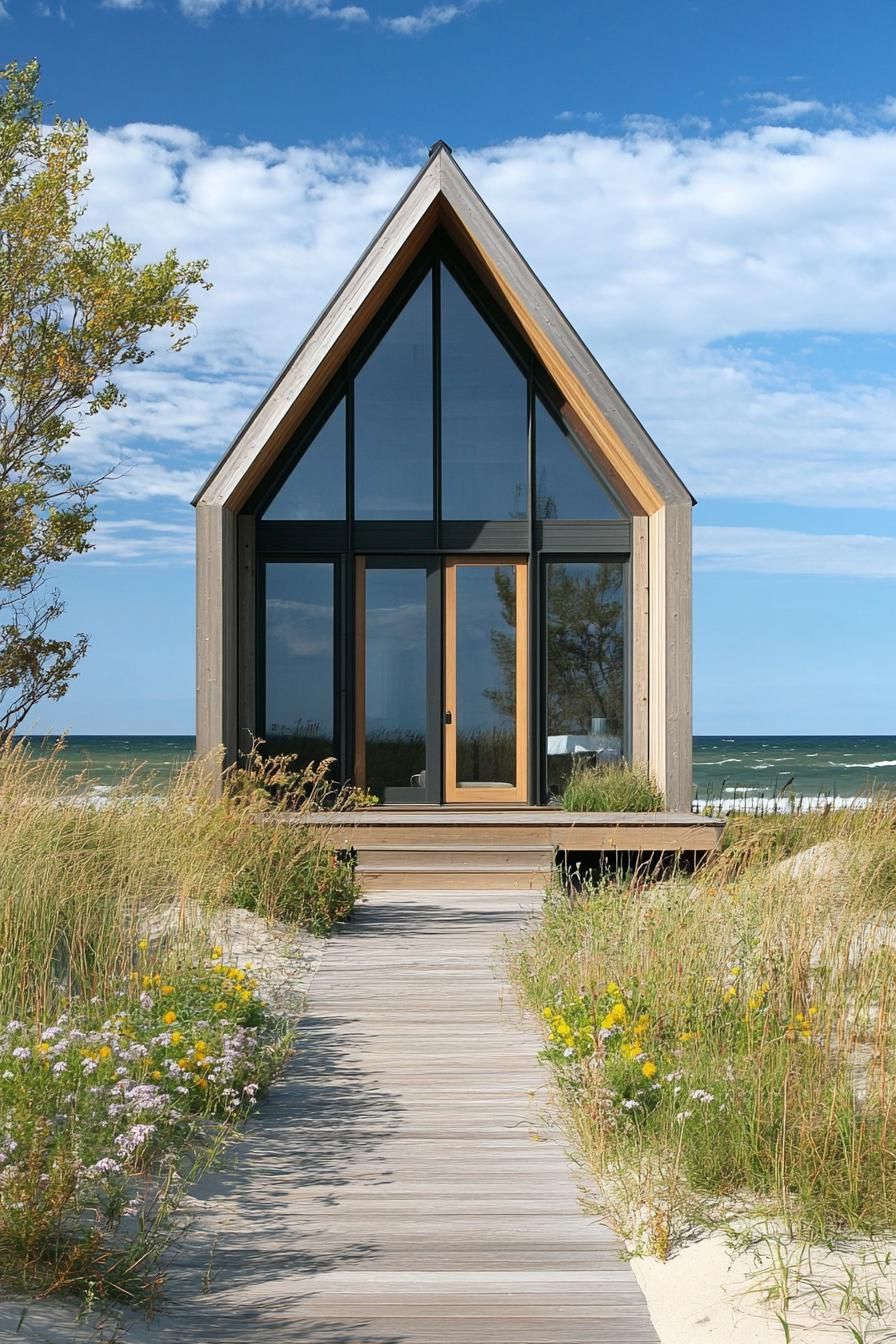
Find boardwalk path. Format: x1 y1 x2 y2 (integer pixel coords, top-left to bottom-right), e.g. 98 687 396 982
2 889 658 1343
130 886 656 1344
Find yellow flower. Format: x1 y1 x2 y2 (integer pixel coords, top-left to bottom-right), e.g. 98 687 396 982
213 1001 227 1013
194 1040 207 1054
170 1030 184 1046
37 1041 50 1054
160 985 174 996
722 986 737 1004
641 1060 657 1079
163 1010 177 1025
678 1031 697 1043
606 982 620 996
239 989 252 1003
177 1056 191 1069
150 1069 162 1081
98 1045 112 1060
620 1041 640 1062
211 945 223 960
137 938 149 951
194 1076 208 1089
542 1007 553 1020
142 975 153 990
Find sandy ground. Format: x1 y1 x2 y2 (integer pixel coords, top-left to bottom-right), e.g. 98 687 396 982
633 1229 896 1342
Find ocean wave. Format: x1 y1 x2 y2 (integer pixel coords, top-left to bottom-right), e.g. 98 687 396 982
839 760 896 769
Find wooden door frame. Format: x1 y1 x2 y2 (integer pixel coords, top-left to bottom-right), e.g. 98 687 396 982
443 556 528 804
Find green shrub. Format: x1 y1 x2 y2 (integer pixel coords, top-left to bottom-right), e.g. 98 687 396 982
510 803 896 1253
560 759 665 812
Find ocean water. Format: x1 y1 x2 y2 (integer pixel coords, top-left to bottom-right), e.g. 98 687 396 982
11 734 896 806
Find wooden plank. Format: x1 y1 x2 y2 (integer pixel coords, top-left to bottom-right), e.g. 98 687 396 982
631 512 650 768
236 512 256 761
195 502 238 771
647 504 693 811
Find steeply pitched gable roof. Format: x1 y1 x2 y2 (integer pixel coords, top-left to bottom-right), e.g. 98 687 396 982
193 143 693 513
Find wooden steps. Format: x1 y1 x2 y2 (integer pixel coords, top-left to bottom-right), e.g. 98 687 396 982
355 842 555 893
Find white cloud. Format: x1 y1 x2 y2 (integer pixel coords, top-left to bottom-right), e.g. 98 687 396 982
381 0 480 33
84 518 195 564
165 0 368 18
695 527 896 579
746 91 828 122
73 118 896 512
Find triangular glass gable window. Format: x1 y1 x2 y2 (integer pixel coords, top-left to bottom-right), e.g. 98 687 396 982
262 398 346 521
535 396 622 520
354 271 433 521
440 264 528 521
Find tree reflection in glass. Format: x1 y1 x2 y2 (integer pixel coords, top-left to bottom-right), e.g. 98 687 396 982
545 562 624 797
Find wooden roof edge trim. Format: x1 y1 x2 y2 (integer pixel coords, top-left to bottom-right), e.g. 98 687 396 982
437 155 695 510
192 149 444 509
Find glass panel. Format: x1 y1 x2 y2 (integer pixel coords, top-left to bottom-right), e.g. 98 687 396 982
264 562 336 766
535 397 621 520
455 564 517 788
355 272 433 521
545 561 624 797
440 266 528 520
262 399 346 520
365 567 427 799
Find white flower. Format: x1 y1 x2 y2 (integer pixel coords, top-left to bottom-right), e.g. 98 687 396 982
52 1061 67 1076
675 1109 693 1123
690 1089 715 1104
11 1047 29 1061
621 1098 641 1111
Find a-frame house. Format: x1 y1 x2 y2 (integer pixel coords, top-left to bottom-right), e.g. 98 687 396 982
193 142 694 811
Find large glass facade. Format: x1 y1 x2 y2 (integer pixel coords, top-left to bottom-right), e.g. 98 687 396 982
354 273 433 521
545 561 625 797
440 265 528 520
264 562 336 765
254 239 630 801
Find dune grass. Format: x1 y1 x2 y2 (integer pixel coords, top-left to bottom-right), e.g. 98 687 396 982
560 759 666 813
0 738 359 1307
509 802 896 1257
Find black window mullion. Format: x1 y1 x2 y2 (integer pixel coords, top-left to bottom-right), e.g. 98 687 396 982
433 260 442 545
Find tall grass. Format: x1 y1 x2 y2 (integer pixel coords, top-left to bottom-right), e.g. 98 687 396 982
561 759 666 812
510 802 896 1254
0 738 358 1022
0 737 359 1306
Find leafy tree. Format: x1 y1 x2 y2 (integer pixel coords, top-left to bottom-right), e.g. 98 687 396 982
0 60 209 735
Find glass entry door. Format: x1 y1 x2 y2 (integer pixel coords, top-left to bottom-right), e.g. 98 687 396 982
443 557 528 804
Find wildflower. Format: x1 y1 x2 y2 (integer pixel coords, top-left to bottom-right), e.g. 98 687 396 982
621 1098 641 1111
606 982 620 996
98 1045 112 1060
160 985 174 997
11 1047 30 1061
137 938 149 951
211 946 223 960
150 1070 162 1082
213 1001 227 1013
170 1031 184 1046
163 1011 177 1026
722 987 737 1004
641 1061 657 1079
86 1157 122 1177
690 1089 715 1104
194 1077 208 1089
194 1040 207 1054
675 1109 693 1123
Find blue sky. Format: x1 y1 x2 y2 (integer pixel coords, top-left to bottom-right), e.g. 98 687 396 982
4 0 896 735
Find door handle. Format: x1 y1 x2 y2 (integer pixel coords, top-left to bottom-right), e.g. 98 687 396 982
443 709 452 725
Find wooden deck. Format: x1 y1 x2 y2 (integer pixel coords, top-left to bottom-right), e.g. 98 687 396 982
143 885 660 1341
299 807 725 854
